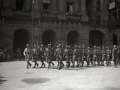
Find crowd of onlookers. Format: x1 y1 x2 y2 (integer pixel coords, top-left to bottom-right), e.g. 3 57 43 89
0 48 10 62
0 47 22 62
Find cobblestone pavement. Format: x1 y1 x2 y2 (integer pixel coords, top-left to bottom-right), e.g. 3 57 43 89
0 61 120 90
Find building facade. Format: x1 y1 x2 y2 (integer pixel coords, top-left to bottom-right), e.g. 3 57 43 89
0 0 120 57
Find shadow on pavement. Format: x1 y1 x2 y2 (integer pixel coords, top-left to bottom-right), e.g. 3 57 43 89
0 75 7 86
21 78 49 85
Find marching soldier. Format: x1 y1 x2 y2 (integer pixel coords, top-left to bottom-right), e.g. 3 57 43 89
77 46 82 67
39 44 45 68
86 47 93 67
116 46 120 67
112 45 118 67
58 44 64 70
97 46 102 65
44 44 54 69
93 46 98 66
72 45 78 67
23 44 32 69
54 46 60 66
81 46 87 67
106 46 111 66
63 45 70 68
101 46 106 66
32 45 39 68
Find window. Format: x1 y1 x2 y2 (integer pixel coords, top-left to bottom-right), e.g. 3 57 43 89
112 11 117 19
118 10 120 19
16 0 25 10
43 0 50 10
96 0 100 12
67 2 74 13
96 16 100 25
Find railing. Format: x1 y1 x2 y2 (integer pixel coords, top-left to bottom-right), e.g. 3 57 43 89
89 20 108 26
107 19 120 26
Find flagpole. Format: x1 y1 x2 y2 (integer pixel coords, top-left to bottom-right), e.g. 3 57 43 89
32 0 35 48
32 0 35 60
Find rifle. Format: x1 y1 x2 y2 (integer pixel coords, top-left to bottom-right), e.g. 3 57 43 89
52 44 56 50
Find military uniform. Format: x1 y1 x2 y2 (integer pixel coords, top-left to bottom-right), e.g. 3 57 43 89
112 45 118 67
81 46 87 67
44 44 54 69
77 46 82 67
116 47 120 66
23 44 32 69
101 46 106 66
39 45 45 68
86 47 93 66
72 45 78 67
63 45 70 68
54 46 60 66
106 47 111 66
32 45 39 68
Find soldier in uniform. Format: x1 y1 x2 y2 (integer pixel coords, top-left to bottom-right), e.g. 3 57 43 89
101 46 106 66
112 45 118 67
81 46 87 67
58 44 64 70
93 46 99 66
106 46 111 66
97 46 102 66
23 44 32 69
63 45 70 68
39 44 45 68
96 46 101 66
77 46 82 67
44 44 54 69
116 46 120 67
54 46 60 66
86 47 93 67
32 45 39 68
72 45 78 67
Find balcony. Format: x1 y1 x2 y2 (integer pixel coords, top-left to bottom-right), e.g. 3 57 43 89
107 19 120 27
41 10 58 20
66 13 81 22
90 20 108 27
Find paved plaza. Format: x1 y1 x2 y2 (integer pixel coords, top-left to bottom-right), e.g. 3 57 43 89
0 61 120 90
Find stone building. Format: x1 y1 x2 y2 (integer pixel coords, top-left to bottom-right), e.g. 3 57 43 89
0 0 120 57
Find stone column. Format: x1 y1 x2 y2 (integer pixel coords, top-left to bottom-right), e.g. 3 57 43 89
93 0 96 13
26 0 32 11
10 0 16 9
51 0 57 12
58 0 66 20
74 0 80 13
38 0 43 11
58 0 66 13
80 0 88 21
3 0 10 9
100 0 104 25
32 0 41 18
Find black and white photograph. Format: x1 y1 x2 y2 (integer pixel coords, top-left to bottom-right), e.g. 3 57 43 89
0 0 120 90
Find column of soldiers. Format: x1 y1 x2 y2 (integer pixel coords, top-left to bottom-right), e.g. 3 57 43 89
23 44 120 69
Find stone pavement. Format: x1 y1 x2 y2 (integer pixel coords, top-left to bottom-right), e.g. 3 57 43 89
0 61 120 90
